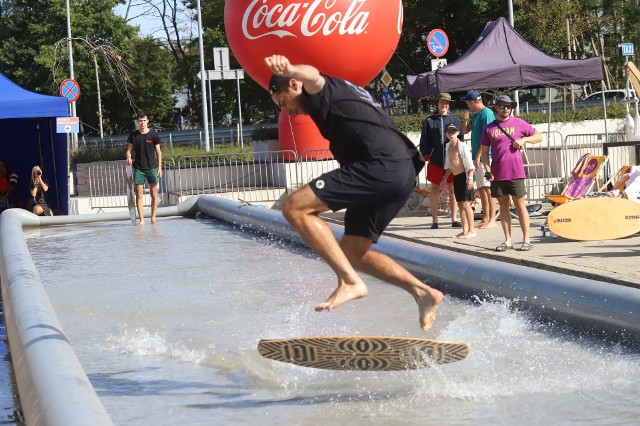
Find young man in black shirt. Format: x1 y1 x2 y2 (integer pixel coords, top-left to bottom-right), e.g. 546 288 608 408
125 112 163 224
265 54 443 331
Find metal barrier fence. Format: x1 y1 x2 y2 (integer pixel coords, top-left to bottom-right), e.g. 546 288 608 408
83 134 639 212
88 160 173 211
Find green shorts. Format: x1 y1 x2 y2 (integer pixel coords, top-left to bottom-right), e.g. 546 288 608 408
491 178 527 198
133 167 159 185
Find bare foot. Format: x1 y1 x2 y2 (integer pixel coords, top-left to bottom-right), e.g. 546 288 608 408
315 282 368 312
478 222 497 229
151 218 157 224
416 287 444 331
457 232 477 239
138 221 145 226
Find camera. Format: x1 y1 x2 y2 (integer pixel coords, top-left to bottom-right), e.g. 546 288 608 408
35 170 42 176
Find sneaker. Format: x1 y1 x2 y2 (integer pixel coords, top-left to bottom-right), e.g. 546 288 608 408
430 223 439 229
452 221 463 228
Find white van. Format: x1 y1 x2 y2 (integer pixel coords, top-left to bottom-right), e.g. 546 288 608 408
583 89 637 102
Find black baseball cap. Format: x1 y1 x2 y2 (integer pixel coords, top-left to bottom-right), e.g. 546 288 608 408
445 123 458 132
268 74 291 94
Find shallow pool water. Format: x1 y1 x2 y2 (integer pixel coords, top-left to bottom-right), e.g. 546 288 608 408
25 216 640 426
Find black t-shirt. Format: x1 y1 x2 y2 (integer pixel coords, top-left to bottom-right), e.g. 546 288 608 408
127 129 161 169
301 75 422 172
29 179 47 204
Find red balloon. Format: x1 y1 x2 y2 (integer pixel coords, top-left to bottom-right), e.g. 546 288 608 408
278 111 331 160
224 0 404 88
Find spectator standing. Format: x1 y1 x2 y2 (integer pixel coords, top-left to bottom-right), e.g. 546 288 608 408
480 95 542 252
460 90 497 229
442 123 476 239
419 93 462 229
125 112 163 225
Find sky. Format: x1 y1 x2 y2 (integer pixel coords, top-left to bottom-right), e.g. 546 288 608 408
113 3 161 38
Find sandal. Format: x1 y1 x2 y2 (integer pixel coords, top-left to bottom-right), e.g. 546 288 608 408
495 242 512 252
518 242 533 251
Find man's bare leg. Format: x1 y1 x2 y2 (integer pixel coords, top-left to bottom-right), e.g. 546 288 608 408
497 195 512 246
135 184 145 225
150 183 158 224
429 182 441 225
512 195 530 243
477 187 497 228
341 236 444 331
282 186 368 311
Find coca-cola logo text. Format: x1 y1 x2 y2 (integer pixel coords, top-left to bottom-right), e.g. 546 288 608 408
242 0 370 40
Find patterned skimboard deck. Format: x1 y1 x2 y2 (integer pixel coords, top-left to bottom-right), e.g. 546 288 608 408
258 336 469 371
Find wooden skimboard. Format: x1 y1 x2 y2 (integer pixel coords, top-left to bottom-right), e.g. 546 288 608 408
258 336 469 371
125 165 136 225
548 197 640 240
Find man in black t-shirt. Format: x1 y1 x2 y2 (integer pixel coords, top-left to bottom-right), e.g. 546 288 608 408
265 54 443 332
126 112 163 224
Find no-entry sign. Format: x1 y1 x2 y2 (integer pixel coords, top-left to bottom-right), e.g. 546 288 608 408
59 78 81 103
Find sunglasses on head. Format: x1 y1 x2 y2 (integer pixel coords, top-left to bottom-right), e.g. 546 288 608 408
497 104 512 110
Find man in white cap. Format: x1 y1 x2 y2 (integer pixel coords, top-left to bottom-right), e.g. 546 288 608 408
461 90 497 229
480 95 542 252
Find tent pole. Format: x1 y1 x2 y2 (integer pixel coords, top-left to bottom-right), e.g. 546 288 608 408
602 80 609 145
49 120 61 214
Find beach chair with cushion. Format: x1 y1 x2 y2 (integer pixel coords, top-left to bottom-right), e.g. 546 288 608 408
545 154 608 205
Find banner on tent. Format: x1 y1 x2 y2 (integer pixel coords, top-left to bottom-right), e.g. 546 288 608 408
56 117 79 134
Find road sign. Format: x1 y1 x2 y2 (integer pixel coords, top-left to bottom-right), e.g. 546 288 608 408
59 78 81 103
198 69 245 81
427 29 449 57
56 117 79 133
431 58 447 71
380 69 392 87
620 43 634 56
213 47 230 71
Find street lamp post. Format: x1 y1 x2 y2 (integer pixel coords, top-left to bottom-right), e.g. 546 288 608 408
196 0 210 151
65 0 78 148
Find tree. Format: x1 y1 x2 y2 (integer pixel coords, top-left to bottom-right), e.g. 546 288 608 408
0 0 177 135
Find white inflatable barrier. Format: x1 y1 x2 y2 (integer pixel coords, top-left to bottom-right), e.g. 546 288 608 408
197 196 640 340
0 197 199 426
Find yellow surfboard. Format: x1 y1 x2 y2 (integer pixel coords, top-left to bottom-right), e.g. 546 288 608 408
548 197 640 241
258 336 469 371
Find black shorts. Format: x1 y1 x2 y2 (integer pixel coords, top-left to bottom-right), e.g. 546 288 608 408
491 178 527 198
453 172 475 202
309 159 415 243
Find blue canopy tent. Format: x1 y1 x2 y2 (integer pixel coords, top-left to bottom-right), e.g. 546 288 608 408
0 73 70 214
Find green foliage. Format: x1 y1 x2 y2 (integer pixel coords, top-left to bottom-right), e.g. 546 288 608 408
70 143 254 168
250 126 279 141
392 104 630 133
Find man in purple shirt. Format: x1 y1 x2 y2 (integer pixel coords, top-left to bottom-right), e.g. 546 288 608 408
480 95 542 252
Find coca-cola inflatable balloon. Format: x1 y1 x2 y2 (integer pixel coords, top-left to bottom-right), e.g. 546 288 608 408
224 0 404 156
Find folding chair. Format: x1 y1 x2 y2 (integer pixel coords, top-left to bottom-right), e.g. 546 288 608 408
598 165 633 193
545 154 608 205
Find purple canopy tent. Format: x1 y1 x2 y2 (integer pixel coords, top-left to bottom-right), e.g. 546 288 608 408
405 17 604 99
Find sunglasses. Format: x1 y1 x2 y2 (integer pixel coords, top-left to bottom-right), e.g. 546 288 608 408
497 104 512 110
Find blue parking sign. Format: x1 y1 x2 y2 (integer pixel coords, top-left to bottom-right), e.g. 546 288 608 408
620 43 634 56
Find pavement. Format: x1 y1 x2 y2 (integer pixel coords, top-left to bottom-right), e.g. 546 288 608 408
324 203 640 289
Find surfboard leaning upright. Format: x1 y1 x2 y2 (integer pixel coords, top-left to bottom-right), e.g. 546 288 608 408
258 336 469 371
125 164 136 225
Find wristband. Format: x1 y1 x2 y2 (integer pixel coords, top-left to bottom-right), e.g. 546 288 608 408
484 171 493 180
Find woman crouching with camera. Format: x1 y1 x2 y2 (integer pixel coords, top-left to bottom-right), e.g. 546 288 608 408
28 165 53 216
